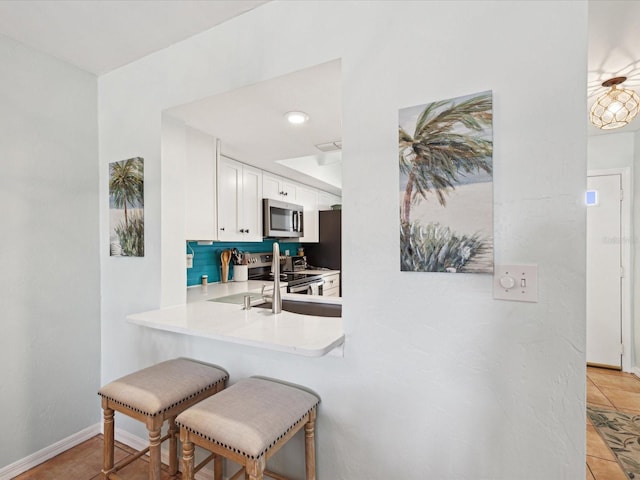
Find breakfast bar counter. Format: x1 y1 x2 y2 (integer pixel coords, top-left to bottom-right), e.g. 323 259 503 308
127 282 344 357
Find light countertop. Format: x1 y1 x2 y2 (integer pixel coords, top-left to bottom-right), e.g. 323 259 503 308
127 279 343 357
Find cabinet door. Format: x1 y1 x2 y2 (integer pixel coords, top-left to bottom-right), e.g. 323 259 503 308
217 157 241 241
281 179 297 200
240 165 263 241
322 273 340 297
318 191 341 210
263 172 296 201
262 173 282 201
296 185 319 243
185 129 217 240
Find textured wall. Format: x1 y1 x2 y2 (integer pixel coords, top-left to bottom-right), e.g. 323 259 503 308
99 1 588 478
0 35 100 467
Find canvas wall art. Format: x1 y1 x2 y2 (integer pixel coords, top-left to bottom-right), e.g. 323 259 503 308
399 91 493 273
109 157 144 257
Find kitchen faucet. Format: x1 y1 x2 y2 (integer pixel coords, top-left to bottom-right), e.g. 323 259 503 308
261 242 282 314
271 242 282 313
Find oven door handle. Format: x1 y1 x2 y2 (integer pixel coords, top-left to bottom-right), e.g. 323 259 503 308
289 283 312 294
289 279 324 294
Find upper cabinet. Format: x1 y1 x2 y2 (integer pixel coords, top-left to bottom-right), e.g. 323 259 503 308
318 191 342 211
295 184 319 243
185 128 217 241
182 128 337 244
263 172 297 201
217 156 263 242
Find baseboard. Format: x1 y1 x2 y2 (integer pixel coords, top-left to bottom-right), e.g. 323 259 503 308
631 366 640 378
0 423 101 479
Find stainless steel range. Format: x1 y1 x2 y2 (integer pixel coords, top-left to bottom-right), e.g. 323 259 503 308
245 252 325 295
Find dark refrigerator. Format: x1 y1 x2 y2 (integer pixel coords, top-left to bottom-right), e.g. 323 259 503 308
306 209 341 272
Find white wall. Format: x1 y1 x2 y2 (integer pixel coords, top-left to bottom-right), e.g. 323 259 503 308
588 133 635 170
0 34 100 467
99 1 588 478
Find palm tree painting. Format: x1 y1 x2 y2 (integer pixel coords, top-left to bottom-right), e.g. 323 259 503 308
399 91 493 273
109 157 144 257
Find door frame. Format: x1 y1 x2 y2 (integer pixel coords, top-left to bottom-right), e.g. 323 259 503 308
587 167 632 372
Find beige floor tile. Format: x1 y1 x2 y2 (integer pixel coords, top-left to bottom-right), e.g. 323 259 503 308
586 463 596 480
586 424 616 461
13 436 130 480
586 456 628 480
599 386 640 414
587 379 614 408
588 369 640 393
105 456 175 480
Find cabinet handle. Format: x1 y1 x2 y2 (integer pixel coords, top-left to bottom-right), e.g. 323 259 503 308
239 228 245 233
245 229 250 234
220 227 225 231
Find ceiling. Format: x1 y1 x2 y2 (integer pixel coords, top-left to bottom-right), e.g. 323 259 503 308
588 0 640 135
0 0 637 182
164 58 343 192
0 0 269 75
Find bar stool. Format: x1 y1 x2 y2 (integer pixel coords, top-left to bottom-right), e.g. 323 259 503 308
98 358 228 479
176 377 320 480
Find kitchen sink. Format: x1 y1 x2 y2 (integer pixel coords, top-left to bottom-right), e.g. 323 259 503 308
255 300 341 317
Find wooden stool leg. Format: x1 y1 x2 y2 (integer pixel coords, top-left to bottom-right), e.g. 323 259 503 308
214 454 223 480
182 437 195 480
246 457 265 480
168 417 179 475
102 406 115 478
148 427 162 480
305 408 317 480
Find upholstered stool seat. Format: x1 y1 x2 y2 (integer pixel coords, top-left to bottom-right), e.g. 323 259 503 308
176 377 320 480
98 358 228 480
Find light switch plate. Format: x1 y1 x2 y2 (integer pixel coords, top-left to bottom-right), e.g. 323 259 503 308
493 264 538 302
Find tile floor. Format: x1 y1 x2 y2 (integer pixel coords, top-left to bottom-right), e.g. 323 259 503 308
12 435 175 479
586 366 640 480
11 366 640 479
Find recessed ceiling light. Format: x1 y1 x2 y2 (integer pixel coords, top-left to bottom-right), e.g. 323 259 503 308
284 111 309 124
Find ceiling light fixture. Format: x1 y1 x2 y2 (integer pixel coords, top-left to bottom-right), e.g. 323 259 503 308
284 111 309 125
590 77 640 130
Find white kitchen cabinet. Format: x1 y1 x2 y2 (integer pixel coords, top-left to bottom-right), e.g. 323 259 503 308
184 129 218 240
317 191 341 210
263 172 297 201
217 156 263 241
295 185 319 243
322 272 340 297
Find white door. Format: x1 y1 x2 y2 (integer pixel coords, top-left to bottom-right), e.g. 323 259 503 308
586 173 622 368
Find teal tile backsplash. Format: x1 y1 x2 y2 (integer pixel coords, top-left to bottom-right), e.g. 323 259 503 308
186 240 301 286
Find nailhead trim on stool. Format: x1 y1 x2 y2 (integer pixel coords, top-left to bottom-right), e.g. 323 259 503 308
98 358 228 479
177 377 320 480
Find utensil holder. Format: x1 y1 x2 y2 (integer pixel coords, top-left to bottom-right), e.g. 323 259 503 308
234 265 248 282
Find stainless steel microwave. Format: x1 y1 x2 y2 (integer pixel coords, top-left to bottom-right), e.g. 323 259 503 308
263 198 304 238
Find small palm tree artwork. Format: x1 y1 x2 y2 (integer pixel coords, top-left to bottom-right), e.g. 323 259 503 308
399 91 493 273
109 157 144 257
